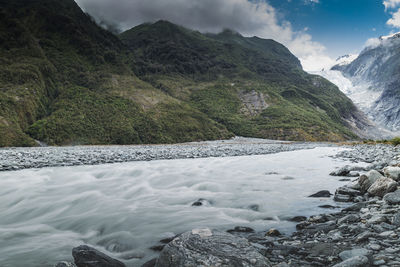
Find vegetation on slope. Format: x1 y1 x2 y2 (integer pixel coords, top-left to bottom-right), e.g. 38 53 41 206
0 0 361 146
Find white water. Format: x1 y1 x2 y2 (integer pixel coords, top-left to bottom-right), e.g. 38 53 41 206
0 147 356 266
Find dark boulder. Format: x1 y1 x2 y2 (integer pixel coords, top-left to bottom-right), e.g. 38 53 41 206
72 245 125 267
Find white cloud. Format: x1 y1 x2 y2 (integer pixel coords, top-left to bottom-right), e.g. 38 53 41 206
384 0 400 10
387 9 400 27
75 0 333 72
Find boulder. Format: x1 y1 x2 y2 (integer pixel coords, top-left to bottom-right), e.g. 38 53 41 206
72 245 125 267
334 194 352 202
367 177 397 197
266 228 281 237
384 166 400 181
308 190 332 198
337 214 359 225
383 190 400 204
338 248 370 261
333 256 369 267
358 170 383 193
155 228 271 267
335 186 361 197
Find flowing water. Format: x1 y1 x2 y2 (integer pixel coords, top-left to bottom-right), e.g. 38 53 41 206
0 146 359 266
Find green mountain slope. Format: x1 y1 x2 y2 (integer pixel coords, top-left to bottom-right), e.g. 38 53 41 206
0 0 362 146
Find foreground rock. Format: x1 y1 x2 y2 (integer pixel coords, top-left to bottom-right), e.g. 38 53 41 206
155 228 271 267
367 177 397 197
72 245 125 267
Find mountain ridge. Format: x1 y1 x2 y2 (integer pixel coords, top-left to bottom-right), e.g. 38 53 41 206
0 0 374 146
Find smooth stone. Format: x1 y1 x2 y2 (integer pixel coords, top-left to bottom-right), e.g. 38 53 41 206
343 202 366 212
336 186 361 197
72 245 125 267
359 170 383 193
155 228 272 267
333 256 369 267
355 231 375 243
367 177 397 197
308 190 332 198
191 198 211 207
384 166 400 181
334 194 352 202
367 215 388 224
266 228 281 237
339 248 370 261
392 212 400 226
383 190 400 204
319 205 339 209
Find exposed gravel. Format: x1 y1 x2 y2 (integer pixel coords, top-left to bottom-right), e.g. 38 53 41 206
0 138 324 171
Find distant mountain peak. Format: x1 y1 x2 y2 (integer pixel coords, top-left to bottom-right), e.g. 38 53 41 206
379 32 400 41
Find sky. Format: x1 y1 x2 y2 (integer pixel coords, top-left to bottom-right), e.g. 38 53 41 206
74 0 400 71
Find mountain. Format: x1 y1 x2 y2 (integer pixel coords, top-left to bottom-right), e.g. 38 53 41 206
333 33 400 131
0 0 371 146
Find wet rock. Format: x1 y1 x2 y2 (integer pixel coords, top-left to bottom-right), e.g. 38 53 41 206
367 214 388 224
227 226 255 233
334 194 352 202
330 165 362 176
289 216 307 222
359 170 383 193
336 186 361 197
191 198 210 206
319 204 338 209
55 262 77 267
72 245 125 267
367 177 397 197
355 231 374 243
155 228 272 267
248 204 259 211
383 190 400 204
141 258 157 267
266 228 281 237
339 178 351 182
384 166 400 181
333 256 369 267
308 190 332 198
150 245 165 252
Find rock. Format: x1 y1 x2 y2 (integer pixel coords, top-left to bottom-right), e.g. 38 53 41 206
266 228 281 237
355 231 374 243
383 190 400 204
150 245 165 252
334 194 352 202
384 166 400 181
191 198 210 206
367 214 387 224
155 228 272 267
359 170 383 193
319 204 338 209
336 186 361 196
339 178 351 182
333 256 369 267
343 202 366 212
330 165 362 176
338 248 370 261
72 245 125 267
55 262 77 267
227 226 255 233
392 212 400 226
367 177 397 197
308 190 332 198
289 216 307 222
337 214 359 225
141 258 157 267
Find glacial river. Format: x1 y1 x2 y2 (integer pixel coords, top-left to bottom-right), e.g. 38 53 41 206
0 146 357 266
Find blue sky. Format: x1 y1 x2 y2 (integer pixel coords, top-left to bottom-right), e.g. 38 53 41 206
268 0 393 57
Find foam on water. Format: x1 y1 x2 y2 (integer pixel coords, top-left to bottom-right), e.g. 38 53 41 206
0 146 357 266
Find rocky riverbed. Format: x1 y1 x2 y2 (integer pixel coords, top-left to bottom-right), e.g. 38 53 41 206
0 137 320 171
54 144 400 267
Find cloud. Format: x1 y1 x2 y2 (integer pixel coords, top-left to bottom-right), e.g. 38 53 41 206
75 0 332 71
383 0 400 10
387 9 400 27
